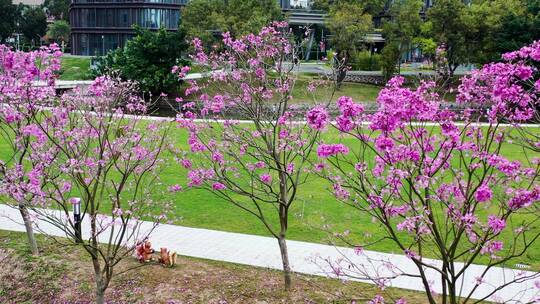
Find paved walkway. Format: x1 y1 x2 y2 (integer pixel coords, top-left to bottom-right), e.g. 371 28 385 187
0 204 538 303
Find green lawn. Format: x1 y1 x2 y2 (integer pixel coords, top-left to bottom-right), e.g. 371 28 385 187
181 72 383 104
59 56 92 80
155 126 540 268
292 77 381 103
1 122 538 269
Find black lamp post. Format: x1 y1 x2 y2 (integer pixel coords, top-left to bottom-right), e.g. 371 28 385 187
71 197 82 243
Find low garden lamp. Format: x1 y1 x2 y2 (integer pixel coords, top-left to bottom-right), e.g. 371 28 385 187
71 197 82 243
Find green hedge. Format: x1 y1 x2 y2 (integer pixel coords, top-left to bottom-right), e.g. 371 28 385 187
350 50 381 71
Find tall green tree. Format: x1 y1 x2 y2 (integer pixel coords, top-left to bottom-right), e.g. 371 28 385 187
325 0 374 86
20 7 47 46
461 0 525 64
181 0 282 47
43 0 70 21
425 0 470 77
94 27 188 95
47 20 70 51
424 0 532 68
490 0 540 60
0 0 18 42
382 0 423 73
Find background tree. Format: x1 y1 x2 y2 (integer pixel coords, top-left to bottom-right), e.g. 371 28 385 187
94 26 188 95
461 0 525 64
43 0 70 21
0 45 62 255
325 0 373 87
20 6 47 46
382 0 423 73
425 0 469 77
181 0 282 48
490 0 540 61
28 76 172 304
46 20 70 51
413 21 437 62
311 0 332 10
0 0 18 42
308 40 540 300
380 41 400 80
175 23 327 290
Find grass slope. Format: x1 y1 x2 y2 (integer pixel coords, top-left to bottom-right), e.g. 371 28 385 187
59 56 92 80
0 229 430 303
1 120 538 269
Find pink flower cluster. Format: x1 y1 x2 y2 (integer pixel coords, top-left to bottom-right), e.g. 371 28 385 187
507 187 540 210
317 144 349 158
335 96 364 132
306 106 329 130
458 40 540 122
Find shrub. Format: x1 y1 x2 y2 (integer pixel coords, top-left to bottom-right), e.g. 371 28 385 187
350 50 381 71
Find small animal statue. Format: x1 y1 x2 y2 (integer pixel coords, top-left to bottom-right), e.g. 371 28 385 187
158 247 177 267
135 240 154 263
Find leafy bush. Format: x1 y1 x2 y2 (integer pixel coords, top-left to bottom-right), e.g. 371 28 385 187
350 50 381 71
380 43 400 80
93 26 188 95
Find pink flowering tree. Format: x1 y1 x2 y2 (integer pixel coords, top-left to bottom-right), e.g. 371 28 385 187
174 22 329 290
458 40 540 153
0 44 62 255
24 76 172 304
309 67 540 302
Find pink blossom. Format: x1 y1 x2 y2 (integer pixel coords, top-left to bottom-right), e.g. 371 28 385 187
168 184 183 192
180 159 192 169
475 184 493 202
354 246 364 255
306 106 329 130
61 182 71 193
515 65 533 80
317 143 349 158
480 240 504 256
368 295 385 304
260 173 272 184
487 215 506 234
336 115 355 132
375 136 394 152
212 182 226 190
336 96 363 117
332 183 350 200
508 188 540 210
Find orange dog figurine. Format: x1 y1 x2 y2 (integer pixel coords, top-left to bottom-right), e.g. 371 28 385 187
135 240 154 262
158 248 177 267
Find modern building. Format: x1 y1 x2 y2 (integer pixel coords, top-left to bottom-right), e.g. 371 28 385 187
70 0 187 56
69 0 345 56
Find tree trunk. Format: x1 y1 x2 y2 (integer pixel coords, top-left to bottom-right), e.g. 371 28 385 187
92 255 107 304
334 50 348 89
19 204 38 255
96 287 105 304
336 68 347 89
277 235 292 291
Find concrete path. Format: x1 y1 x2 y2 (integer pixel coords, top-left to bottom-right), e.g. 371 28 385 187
0 204 538 303
288 62 471 76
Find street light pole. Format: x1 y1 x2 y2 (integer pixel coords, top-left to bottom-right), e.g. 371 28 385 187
101 35 105 56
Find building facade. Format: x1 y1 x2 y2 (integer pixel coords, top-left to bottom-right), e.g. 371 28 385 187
70 0 187 55
69 0 322 56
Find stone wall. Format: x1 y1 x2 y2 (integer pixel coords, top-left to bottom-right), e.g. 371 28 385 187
343 74 387 85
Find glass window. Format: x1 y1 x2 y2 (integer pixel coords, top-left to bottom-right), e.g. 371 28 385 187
119 9 129 27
